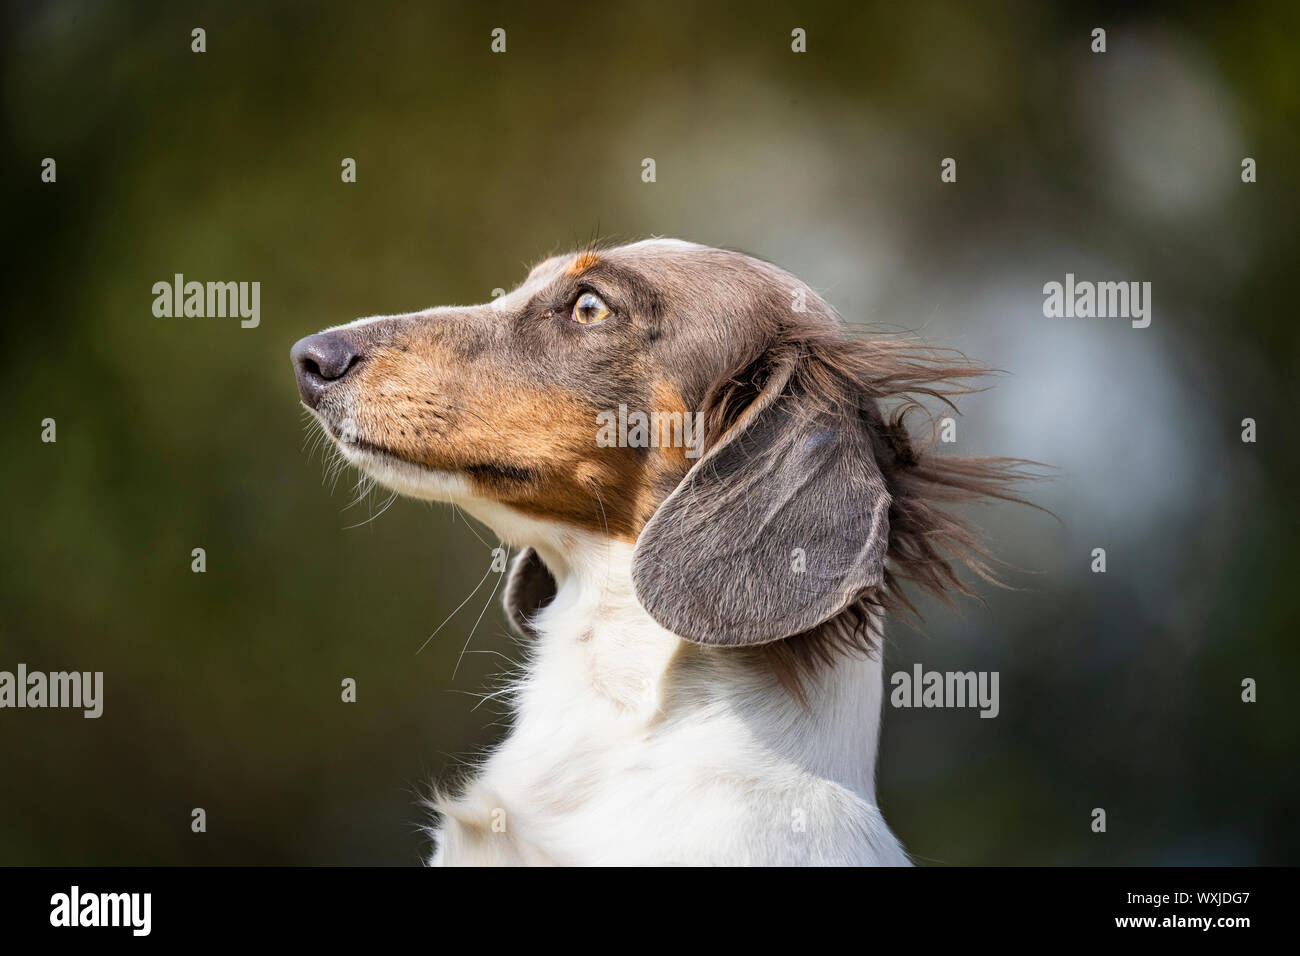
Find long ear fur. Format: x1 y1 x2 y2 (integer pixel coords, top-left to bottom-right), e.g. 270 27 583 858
631 348 891 646
634 324 1040 670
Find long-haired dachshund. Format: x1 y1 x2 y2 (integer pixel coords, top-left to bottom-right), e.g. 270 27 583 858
291 238 1027 865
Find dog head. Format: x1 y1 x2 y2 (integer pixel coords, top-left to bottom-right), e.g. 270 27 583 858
293 238 1025 659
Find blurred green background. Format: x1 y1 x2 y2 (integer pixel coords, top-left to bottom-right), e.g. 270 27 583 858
2 0 1297 864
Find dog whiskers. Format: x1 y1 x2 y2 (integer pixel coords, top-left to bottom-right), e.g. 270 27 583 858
451 546 509 680
343 488 399 530
415 559 496 656
451 503 493 548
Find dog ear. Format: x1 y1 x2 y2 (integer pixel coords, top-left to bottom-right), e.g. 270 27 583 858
631 353 890 646
503 547 557 639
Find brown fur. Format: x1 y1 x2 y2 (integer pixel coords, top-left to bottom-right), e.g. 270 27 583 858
753 337 1041 690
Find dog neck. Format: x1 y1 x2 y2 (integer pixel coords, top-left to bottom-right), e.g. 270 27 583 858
464 502 888 805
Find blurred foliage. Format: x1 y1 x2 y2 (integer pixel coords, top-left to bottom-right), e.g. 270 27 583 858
1 0 1296 864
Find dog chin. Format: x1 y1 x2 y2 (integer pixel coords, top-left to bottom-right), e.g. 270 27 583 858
339 442 472 504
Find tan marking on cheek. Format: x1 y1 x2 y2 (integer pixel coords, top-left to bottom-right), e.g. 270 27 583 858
345 342 686 540
648 382 692 465
565 252 600 276
631 382 696 529
501 409 643 536
458 382 697 540
444 384 645 538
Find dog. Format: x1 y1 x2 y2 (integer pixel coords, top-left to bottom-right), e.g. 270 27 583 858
291 238 1027 865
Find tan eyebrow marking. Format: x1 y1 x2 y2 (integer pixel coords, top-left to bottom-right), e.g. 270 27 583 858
565 251 600 276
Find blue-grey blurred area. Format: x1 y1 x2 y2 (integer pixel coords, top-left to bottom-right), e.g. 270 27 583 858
1 0 1296 864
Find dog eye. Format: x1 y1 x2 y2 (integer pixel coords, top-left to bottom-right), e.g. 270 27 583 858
572 291 611 325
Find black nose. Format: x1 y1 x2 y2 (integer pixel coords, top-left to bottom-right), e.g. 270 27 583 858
291 332 363 407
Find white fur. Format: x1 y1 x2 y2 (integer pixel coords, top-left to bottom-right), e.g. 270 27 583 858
421 498 910 867
324 441 909 864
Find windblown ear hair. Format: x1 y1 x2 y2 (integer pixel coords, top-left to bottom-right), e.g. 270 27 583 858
631 349 891 647
503 548 556 639
633 327 1040 668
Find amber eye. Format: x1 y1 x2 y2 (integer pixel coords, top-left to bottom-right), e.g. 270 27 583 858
572 291 611 325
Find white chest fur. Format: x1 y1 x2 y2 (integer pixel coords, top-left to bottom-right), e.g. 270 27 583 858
429 526 908 866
